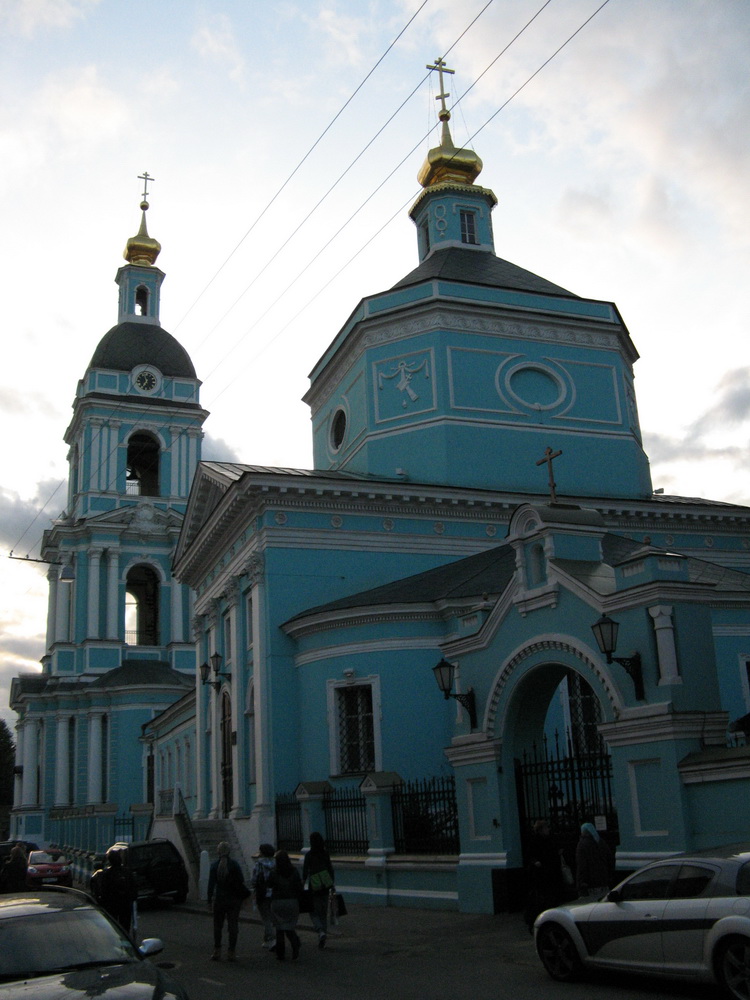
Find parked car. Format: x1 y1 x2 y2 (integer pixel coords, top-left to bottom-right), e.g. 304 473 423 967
534 848 750 999
107 840 188 904
26 849 73 888
0 885 190 998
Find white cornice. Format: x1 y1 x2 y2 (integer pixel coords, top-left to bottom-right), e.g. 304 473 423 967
598 709 729 747
293 635 442 665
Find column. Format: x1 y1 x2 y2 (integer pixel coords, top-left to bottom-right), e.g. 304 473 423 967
54 565 70 643
106 548 120 639
13 723 24 808
46 565 58 650
171 579 184 644
649 605 680 685
226 579 243 818
207 615 220 819
87 713 103 803
169 425 181 497
87 548 103 638
192 615 207 818
21 719 38 806
55 715 70 806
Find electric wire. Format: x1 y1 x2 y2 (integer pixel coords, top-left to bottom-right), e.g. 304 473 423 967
8 0 611 567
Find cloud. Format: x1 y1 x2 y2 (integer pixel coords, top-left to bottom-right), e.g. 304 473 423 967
688 368 750 436
0 482 57 555
1 0 101 36
201 433 242 463
191 12 245 83
0 387 62 421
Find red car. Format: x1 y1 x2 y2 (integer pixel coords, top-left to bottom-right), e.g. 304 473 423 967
26 849 73 888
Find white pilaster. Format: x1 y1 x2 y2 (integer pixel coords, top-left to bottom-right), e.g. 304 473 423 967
46 565 58 650
21 719 38 806
87 713 104 803
87 548 103 638
106 549 120 639
649 605 681 685
55 715 70 806
54 568 70 643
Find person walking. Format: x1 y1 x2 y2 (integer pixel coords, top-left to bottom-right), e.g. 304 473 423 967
0 843 28 893
267 850 302 962
302 831 334 949
250 843 276 949
207 841 249 962
522 820 565 932
90 849 138 933
575 822 615 901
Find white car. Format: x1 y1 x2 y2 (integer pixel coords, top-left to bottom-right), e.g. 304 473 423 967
534 849 750 999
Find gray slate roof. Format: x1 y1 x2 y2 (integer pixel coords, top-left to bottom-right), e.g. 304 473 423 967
88 661 193 689
90 322 197 379
391 246 578 298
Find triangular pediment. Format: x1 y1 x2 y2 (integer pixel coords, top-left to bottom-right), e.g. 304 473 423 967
86 500 183 537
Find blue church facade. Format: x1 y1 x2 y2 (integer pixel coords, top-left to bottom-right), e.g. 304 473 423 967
10 80 750 913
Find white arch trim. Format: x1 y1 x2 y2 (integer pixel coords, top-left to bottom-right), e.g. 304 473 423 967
486 633 625 737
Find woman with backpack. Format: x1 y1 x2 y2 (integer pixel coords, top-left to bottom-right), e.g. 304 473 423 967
302 831 335 949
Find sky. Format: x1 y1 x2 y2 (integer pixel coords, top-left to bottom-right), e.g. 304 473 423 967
1 0 749 731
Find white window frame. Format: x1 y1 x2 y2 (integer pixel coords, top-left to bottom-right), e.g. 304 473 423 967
326 675 382 776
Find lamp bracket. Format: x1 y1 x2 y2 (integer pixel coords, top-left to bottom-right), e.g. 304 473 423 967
611 653 644 701
449 689 478 730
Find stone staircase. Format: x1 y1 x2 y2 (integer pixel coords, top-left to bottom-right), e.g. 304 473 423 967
191 819 251 880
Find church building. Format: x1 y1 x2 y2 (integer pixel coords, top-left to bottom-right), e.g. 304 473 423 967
10 68 750 914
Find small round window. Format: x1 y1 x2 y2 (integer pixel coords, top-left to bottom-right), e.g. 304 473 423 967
330 408 347 451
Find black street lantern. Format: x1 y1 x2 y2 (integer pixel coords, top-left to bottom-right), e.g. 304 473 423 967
199 653 231 692
591 613 645 701
432 658 478 729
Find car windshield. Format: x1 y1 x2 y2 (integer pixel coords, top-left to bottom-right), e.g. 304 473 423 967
0 904 139 981
28 852 68 865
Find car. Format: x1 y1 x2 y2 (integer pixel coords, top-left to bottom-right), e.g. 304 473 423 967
25 849 73 888
107 839 189 904
0 886 190 998
534 848 750 999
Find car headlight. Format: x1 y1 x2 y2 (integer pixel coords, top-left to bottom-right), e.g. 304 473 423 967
27 867 38 874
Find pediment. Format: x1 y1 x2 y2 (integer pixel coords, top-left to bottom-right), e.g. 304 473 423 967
86 501 182 538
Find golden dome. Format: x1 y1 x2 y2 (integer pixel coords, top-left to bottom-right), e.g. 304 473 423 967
417 111 483 189
124 200 161 266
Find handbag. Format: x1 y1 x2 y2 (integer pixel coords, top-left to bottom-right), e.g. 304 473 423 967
328 889 347 925
309 869 334 891
560 858 574 887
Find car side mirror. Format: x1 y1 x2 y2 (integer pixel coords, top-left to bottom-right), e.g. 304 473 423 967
606 888 622 903
138 938 164 958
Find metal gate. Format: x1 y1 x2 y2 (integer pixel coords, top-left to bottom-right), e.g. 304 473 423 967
515 730 618 862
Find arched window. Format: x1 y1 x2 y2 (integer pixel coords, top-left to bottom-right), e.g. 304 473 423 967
135 285 149 316
125 565 160 645
126 431 160 497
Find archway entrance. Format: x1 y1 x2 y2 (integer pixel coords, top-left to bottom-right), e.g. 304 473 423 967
220 692 233 818
508 666 618 866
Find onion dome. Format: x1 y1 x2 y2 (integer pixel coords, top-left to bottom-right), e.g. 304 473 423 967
124 199 162 266
417 110 483 189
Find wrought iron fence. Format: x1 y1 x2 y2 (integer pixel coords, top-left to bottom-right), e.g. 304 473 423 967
323 787 368 854
113 813 135 843
275 793 303 852
516 731 618 850
392 775 460 854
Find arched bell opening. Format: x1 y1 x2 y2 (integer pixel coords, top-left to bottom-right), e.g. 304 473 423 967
126 431 160 497
124 564 160 646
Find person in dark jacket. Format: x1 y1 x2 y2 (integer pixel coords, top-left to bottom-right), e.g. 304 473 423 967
250 843 276 949
267 850 302 961
207 841 248 961
523 820 565 932
90 849 138 932
302 831 335 948
575 822 614 900
0 843 28 892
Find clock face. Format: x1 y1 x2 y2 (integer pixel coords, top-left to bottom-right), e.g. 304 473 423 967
135 370 157 392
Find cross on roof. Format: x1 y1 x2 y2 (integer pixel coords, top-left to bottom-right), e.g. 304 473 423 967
536 446 563 503
138 171 155 203
426 57 455 118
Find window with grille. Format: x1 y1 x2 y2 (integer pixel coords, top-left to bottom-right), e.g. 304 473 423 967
460 210 478 245
337 685 375 774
